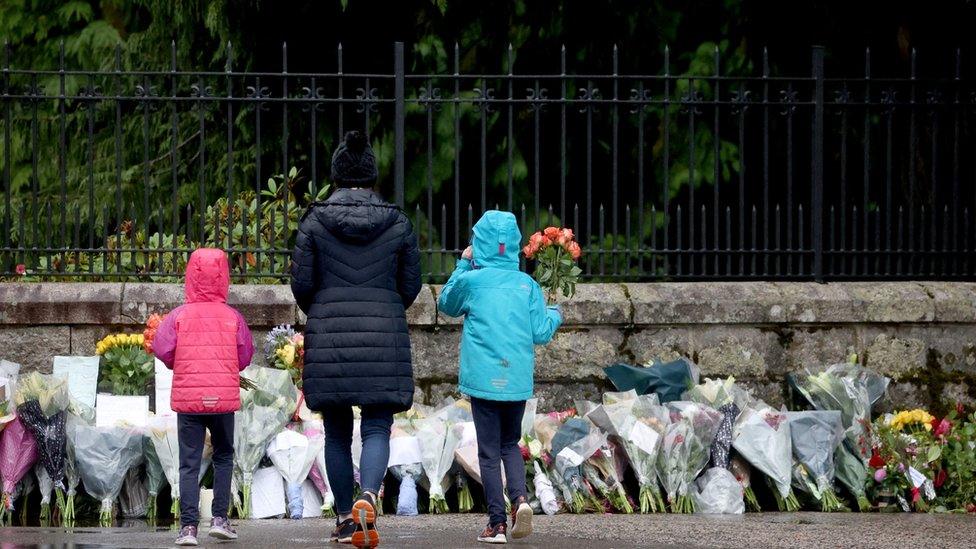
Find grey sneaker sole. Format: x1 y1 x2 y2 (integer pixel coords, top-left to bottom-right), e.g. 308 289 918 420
511 503 533 539
477 534 508 544
175 538 199 547
209 528 238 541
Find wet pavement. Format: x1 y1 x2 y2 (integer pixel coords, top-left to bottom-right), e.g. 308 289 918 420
0 512 975 548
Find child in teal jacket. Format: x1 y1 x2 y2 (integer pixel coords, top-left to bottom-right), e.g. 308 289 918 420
438 210 562 543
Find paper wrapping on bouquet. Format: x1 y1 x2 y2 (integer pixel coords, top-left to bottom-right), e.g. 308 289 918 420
70 422 145 517
692 467 745 514
731 407 793 500
604 358 699 403
267 429 322 519
710 403 741 470
533 461 560 515
147 415 180 503
52 356 100 410
301 480 323 518
96 394 149 428
251 466 286 519
784 410 844 498
199 488 214 521
389 434 423 468
153 359 174 417
452 422 485 484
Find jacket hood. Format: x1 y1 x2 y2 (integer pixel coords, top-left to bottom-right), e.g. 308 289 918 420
185 248 230 303
471 210 521 269
315 188 401 243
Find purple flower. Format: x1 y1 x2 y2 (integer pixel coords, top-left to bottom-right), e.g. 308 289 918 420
897 463 906 473
874 468 887 483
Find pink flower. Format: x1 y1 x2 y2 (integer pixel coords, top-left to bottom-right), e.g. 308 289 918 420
556 228 575 246
14 264 26 276
874 468 887 483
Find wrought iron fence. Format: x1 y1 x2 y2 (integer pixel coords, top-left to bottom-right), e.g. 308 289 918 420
1 42 974 282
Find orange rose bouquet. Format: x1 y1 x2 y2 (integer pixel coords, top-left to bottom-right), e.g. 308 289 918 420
142 313 165 355
523 226 582 304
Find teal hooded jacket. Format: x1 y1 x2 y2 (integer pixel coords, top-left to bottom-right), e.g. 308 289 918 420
438 210 562 401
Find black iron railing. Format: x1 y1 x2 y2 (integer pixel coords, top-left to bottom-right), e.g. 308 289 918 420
1 42 974 282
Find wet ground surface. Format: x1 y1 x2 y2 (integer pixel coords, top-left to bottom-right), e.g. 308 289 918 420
0 513 975 548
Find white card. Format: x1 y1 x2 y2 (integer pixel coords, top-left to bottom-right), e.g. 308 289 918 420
154 359 175 416
95 394 149 428
629 421 661 456
388 435 422 467
251 466 286 519
907 466 927 489
52 356 100 409
556 446 586 467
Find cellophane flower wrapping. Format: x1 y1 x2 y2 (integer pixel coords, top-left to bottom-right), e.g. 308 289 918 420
143 435 165 522
264 325 304 388
794 363 889 459
62 412 89 523
552 417 605 513
692 467 745 514
416 402 469 513
517 399 558 515
70 421 144 525
34 463 53 521
834 444 871 511
14 372 70 503
732 407 798 511
785 410 846 511
730 454 760 511
302 419 334 517
147 415 180 518
119 466 149 518
656 401 722 513
234 366 297 519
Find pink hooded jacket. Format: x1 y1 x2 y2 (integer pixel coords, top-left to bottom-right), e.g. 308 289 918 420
153 249 254 414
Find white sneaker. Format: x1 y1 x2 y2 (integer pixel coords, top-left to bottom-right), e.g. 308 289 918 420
477 523 508 544
511 501 533 540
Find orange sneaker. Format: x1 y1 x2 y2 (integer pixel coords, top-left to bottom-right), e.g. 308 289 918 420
350 492 379 548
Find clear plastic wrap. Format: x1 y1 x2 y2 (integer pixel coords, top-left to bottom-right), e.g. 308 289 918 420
234 366 297 518
15 372 70 509
656 402 722 513
692 467 745 514
267 428 322 520
70 422 145 525
731 407 799 511
784 410 846 511
147 415 181 518
143 436 166 522
302 419 334 517
552 417 605 513
416 415 462 513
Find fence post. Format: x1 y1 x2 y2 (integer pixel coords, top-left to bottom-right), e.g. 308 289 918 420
394 42 405 208
811 46 825 282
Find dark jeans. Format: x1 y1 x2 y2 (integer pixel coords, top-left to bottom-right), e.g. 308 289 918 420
178 412 234 527
471 397 527 526
321 406 394 516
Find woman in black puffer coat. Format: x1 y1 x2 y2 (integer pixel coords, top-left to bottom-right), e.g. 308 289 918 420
291 130 421 544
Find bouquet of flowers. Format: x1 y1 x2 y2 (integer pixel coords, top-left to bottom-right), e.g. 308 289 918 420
265 325 305 388
61 412 89 524
523 226 582 303
96 333 154 395
683 377 753 469
14 372 70 518
268 427 322 519
729 455 760 511
866 408 943 511
143 435 165 523
732 407 799 511
785 411 847 511
551 417 605 513
303 419 335 517
656 402 722 513
70 421 145 525
583 437 634 513
147 415 181 519
791 362 889 459
0 417 37 523
416 401 469 513
692 467 745 514
517 400 560 516
585 391 667 513
834 445 870 511
234 366 297 518
142 313 165 355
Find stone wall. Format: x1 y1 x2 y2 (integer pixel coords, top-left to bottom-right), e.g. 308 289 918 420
1 281 974 412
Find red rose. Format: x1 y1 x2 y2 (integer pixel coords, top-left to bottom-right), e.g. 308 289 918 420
14 264 26 276
957 402 967 416
868 450 886 469
934 469 947 488
910 487 921 504
543 227 561 243
520 444 530 462
933 418 951 438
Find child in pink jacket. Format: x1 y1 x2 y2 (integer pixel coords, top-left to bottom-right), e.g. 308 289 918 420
154 248 254 547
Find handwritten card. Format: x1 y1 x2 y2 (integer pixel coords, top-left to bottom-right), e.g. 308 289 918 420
96 394 149 428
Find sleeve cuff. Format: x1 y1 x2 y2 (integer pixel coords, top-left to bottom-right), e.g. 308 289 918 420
456 258 473 271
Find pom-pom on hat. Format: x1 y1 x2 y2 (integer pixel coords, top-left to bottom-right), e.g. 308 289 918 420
330 130 378 187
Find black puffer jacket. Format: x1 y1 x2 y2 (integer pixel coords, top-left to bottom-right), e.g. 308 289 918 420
291 188 422 412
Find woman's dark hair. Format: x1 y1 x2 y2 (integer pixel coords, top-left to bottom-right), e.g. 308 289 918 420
331 130 378 187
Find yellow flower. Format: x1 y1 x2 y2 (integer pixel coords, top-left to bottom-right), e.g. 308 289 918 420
277 344 296 367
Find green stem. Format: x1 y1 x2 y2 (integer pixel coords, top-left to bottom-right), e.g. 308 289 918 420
743 486 761 512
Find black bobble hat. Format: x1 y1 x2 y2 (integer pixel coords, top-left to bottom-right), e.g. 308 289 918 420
331 130 378 187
